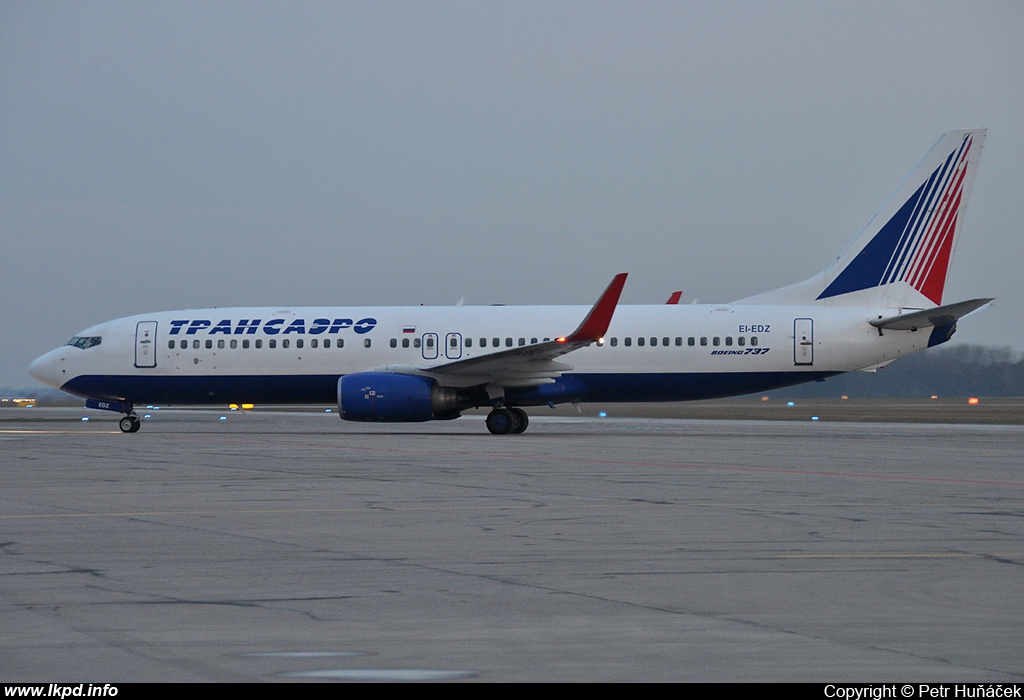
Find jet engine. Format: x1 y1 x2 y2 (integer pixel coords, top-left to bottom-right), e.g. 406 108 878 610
338 372 464 422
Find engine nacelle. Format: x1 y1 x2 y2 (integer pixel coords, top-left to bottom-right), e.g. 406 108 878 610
338 372 463 422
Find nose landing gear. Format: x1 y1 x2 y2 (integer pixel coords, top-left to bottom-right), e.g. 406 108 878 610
119 414 141 433
84 399 141 433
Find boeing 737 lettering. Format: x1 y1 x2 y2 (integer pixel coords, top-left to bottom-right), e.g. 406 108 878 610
30 130 992 434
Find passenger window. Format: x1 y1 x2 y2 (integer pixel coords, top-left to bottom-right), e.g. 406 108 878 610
311 339 318 348
713 337 720 346
505 337 512 347
624 337 632 347
284 339 291 349
193 340 200 349
675 337 682 346
638 337 645 347
255 339 262 349
610 337 618 347
364 338 371 348
725 337 732 346
465 338 472 348
751 336 758 347
413 338 420 348
168 341 174 349
700 337 707 346
531 338 537 344
651 337 658 347
217 339 225 349
242 339 249 349
493 338 500 347
426 337 434 348
205 339 213 349
518 338 525 346
297 339 303 349
230 339 237 349
688 337 695 346
269 339 277 349
390 338 397 348
451 337 458 348
738 337 745 347
402 338 409 348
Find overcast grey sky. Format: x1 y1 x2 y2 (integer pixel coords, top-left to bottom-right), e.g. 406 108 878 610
2 1 1022 389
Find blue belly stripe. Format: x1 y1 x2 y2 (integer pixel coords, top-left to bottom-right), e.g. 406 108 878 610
62 371 839 407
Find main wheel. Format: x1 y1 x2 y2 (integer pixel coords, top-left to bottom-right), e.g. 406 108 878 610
128 415 141 433
509 407 529 434
485 408 514 435
119 416 135 433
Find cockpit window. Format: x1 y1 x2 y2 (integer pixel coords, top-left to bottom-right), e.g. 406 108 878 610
66 336 102 350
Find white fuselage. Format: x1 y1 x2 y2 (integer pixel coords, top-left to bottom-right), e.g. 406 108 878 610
29 302 932 407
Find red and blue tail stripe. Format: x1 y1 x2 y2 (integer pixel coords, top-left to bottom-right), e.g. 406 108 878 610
818 132 976 304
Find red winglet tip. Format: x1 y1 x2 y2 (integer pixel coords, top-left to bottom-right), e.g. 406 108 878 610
566 273 628 343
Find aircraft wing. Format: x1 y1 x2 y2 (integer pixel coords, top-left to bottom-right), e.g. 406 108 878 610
869 298 993 331
378 274 627 393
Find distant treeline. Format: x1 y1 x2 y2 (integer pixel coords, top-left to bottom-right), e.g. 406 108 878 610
768 344 1024 399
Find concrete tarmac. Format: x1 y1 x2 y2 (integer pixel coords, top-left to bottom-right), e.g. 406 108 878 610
1 408 1023 682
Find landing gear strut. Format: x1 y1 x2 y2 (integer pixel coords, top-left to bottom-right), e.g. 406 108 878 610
485 407 529 435
119 414 141 433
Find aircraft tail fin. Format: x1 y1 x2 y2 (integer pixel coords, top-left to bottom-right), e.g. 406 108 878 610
739 129 986 309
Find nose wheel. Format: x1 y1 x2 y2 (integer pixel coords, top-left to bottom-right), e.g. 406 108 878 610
485 407 529 435
119 414 141 433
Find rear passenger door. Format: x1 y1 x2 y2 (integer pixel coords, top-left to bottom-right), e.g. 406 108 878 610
793 318 813 365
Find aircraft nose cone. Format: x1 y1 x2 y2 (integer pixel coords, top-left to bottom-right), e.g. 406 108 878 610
29 350 61 388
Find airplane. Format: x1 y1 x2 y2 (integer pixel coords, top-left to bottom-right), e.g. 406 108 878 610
29 129 992 435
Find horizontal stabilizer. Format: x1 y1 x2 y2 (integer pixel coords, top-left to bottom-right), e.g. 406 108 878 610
869 298 992 331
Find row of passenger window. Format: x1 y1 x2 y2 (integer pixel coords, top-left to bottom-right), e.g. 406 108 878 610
408 336 761 348
465 337 548 348
170 335 760 352
608 336 759 347
390 337 551 349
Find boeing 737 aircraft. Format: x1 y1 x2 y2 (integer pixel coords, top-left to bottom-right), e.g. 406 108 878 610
30 129 992 434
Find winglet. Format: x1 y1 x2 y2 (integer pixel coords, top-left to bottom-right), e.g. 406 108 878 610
666 291 682 304
564 273 627 343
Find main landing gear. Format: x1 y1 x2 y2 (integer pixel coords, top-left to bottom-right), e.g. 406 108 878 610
119 413 141 433
485 407 529 435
